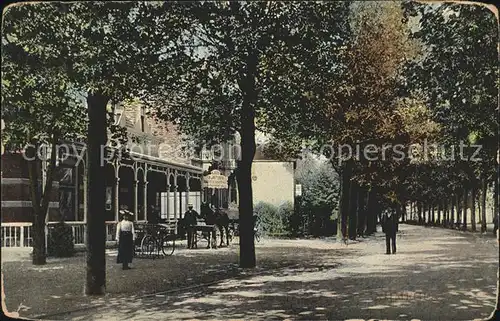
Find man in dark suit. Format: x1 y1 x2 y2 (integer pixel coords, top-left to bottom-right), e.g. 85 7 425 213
184 203 200 249
382 210 398 254
493 213 498 236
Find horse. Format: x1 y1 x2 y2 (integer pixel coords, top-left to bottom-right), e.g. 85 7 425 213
216 209 230 247
201 203 230 247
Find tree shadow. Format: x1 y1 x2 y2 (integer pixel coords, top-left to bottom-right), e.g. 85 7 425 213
5 224 498 321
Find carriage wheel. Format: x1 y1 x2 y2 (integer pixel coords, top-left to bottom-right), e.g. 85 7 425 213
141 235 157 258
161 236 175 256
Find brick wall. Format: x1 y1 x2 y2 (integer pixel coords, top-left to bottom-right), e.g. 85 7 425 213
2 207 59 223
1 153 59 223
1 153 30 178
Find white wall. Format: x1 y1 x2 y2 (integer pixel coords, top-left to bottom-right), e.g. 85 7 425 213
251 161 295 207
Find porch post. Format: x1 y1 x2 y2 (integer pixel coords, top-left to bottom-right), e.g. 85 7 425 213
114 177 120 222
185 173 190 209
166 183 171 220
133 180 138 218
143 164 148 221
143 181 148 222
173 173 178 220
201 174 205 203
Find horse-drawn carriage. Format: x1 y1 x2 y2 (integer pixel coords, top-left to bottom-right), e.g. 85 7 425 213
188 204 233 249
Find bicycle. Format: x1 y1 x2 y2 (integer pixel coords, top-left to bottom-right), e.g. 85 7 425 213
228 220 239 243
254 228 261 242
137 224 175 258
254 220 262 242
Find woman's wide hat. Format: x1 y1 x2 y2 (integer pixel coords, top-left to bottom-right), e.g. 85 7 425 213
119 209 134 219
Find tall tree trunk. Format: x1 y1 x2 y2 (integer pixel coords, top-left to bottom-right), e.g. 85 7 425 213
424 203 428 225
357 187 366 237
27 145 44 265
85 92 109 295
486 151 499 320
478 195 482 227
431 203 435 225
365 188 377 235
27 139 58 265
236 144 256 268
494 170 499 228
438 201 442 225
337 163 352 240
471 186 476 232
456 192 462 230
462 187 468 231
444 200 449 227
336 168 343 239
481 178 488 233
236 51 258 268
348 181 358 240
418 201 422 224
451 195 455 229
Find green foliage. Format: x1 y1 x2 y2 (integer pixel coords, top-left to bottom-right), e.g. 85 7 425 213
254 202 278 235
254 201 294 236
298 158 339 215
401 3 498 204
1 2 186 267
3 2 186 100
146 1 351 150
267 2 425 214
295 156 340 236
1 57 87 149
276 201 295 235
47 223 75 257
2 2 190 153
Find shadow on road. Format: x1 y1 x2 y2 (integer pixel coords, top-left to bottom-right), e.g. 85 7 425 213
3 225 498 321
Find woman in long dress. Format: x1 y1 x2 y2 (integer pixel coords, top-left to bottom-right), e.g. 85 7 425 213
116 211 135 270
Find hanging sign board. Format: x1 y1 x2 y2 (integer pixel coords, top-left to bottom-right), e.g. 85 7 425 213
295 184 302 197
204 169 228 189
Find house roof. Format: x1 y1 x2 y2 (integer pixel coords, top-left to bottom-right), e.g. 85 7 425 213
116 100 192 165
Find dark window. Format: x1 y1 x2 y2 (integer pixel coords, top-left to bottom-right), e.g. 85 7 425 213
58 166 76 221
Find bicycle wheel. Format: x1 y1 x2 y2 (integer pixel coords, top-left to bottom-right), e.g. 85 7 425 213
161 235 175 256
141 235 157 258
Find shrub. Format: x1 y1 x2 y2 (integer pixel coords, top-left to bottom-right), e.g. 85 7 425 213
254 201 297 237
290 197 305 237
277 201 294 235
254 201 278 235
48 222 75 257
296 200 337 237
